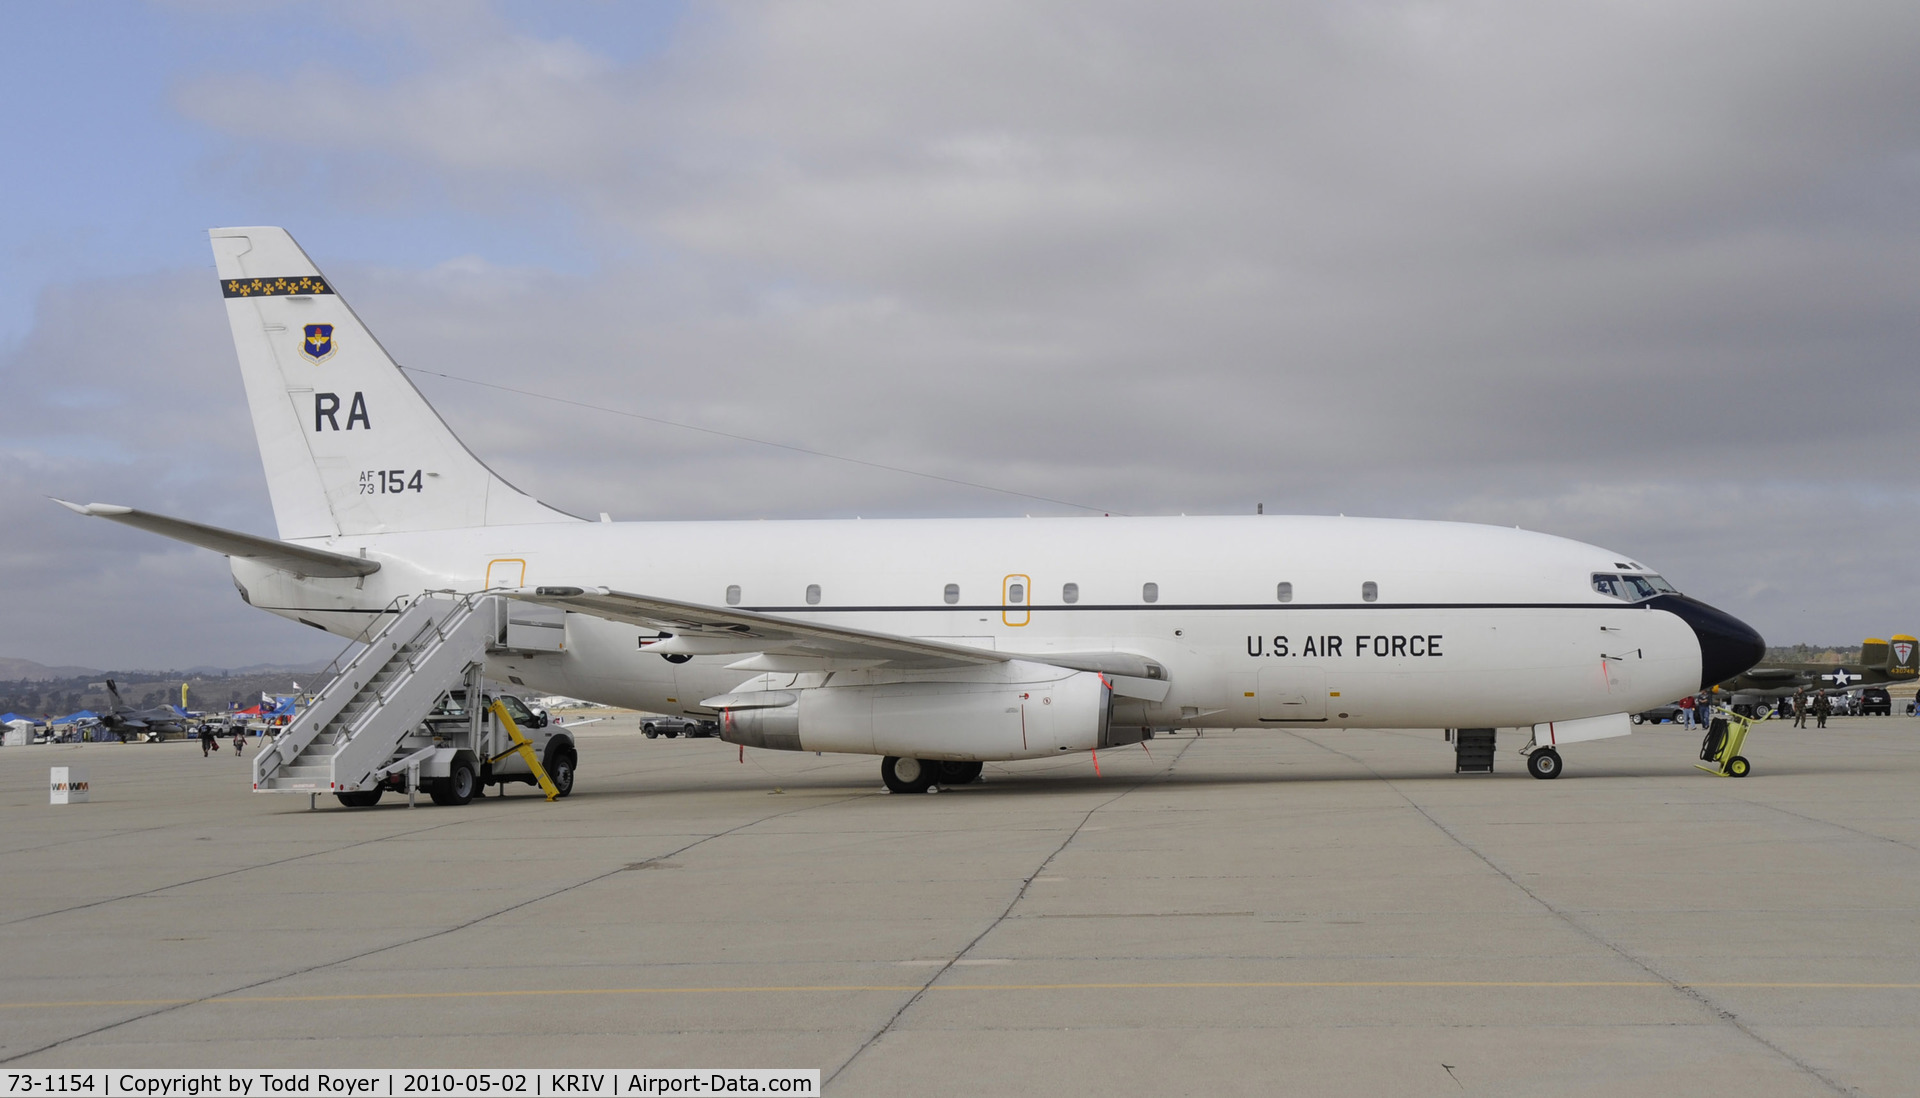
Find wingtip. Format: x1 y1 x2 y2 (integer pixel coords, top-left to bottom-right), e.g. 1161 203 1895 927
51 499 133 517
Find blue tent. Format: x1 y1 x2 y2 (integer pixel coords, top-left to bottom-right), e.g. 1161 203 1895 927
1 712 45 726
49 710 100 725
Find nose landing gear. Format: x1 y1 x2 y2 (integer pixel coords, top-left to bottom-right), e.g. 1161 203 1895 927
1526 747 1562 780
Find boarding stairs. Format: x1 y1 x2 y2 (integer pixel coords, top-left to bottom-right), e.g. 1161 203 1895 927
252 593 500 795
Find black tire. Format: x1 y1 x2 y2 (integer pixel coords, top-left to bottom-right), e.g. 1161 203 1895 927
1630 713 1644 725
1727 755 1751 778
881 756 936 794
644 729 658 739
545 750 576 798
439 759 476 806
936 761 983 785
335 789 382 808
1527 748 1562 780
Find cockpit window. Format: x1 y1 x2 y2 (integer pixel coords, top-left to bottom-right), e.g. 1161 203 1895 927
1591 573 1674 602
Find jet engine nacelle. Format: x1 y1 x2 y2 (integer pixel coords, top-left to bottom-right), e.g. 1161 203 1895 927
722 668 1136 762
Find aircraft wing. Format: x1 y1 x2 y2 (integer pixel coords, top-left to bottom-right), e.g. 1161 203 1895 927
53 500 380 579
518 586 1009 668
516 586 1168 683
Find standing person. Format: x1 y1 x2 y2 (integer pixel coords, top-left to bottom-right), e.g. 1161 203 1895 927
1678 693 1697 729
1814 691 1830 729
231 723 246 756
198 723 215 757
1793 689 1807 729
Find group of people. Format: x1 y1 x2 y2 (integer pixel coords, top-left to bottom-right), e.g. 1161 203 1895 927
1675 689 1839 729
1789 688 1833 729
197 722 250 757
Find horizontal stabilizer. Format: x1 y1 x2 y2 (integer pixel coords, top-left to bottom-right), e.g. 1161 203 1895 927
53 500 379 579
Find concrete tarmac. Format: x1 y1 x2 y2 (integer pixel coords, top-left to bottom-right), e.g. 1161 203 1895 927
2 716 1917 1095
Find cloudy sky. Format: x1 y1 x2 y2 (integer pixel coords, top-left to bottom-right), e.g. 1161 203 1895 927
4 1 1918 670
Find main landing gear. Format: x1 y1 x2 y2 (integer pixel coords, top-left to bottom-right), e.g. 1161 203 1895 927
881 756 983 794
1526 747 1562 780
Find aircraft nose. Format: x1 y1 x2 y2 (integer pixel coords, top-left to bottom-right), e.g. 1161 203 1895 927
1653 594 1766 690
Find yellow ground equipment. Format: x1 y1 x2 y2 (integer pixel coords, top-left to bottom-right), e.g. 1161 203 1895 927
1696 708 1753 778
487 698 561 801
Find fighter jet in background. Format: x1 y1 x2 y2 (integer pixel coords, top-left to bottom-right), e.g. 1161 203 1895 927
97 679 197 742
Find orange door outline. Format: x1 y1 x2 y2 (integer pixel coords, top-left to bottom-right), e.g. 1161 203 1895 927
485 558 526 590
1002 574 1031 627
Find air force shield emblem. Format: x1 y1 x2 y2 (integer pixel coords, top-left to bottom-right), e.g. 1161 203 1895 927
302 324 336 362
1895 640 1914 665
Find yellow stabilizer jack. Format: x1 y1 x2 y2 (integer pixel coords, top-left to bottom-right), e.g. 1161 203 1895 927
487 699 561 801
1695 707 1753 778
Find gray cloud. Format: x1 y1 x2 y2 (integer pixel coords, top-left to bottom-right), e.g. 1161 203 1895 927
8 1 1920 667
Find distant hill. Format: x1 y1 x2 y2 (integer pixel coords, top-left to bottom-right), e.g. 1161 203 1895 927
1763 645 1860 666
0 656 101 681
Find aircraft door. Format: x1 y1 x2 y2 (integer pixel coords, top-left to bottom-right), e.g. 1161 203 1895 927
1002 574 1030 627
1258 666 1327 721
485 558 526 590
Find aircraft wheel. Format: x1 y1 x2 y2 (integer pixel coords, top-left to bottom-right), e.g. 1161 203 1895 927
335 789 382 808
1527 748 1563 780
882 756 936 794
936 761 984 785
1727 755 1751 778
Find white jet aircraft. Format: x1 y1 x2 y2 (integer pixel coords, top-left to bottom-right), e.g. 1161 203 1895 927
59 227 1765 789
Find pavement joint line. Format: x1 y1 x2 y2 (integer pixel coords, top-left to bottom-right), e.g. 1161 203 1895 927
1289 730 1858 1098
824 735 1200 1088
0 816 475 928
0 789 875 1066
9 980 1920 1009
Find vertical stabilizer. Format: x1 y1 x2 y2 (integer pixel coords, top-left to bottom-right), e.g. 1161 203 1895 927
1888 635 1918 679
210 227 577 539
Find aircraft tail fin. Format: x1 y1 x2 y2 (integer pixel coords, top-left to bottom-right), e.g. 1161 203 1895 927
209 227 578 540
1887 635 1918 679
1862 638 1889 669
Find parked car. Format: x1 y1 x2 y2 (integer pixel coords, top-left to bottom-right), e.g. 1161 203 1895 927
642 715 721 739
1860 687 1892 716
1631 704 1684 725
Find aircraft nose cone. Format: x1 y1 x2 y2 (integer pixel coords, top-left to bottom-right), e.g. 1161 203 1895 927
1652 594 1766 690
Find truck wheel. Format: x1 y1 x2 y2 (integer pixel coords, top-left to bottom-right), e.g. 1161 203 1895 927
439 759 476 806
1630 713 1644 725
546 750 576 798
335 789 382 808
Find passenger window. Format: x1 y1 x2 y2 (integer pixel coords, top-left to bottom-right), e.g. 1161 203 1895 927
1062 582 1079 604
944 583 959 605
805 583 821 605
1361 581 1377 603
1142 582 1159 603
726 584 741 606
1277 582 1292 603
1008 582 1025 604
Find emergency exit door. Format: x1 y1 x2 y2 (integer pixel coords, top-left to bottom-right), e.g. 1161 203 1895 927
1002 574 1030 627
